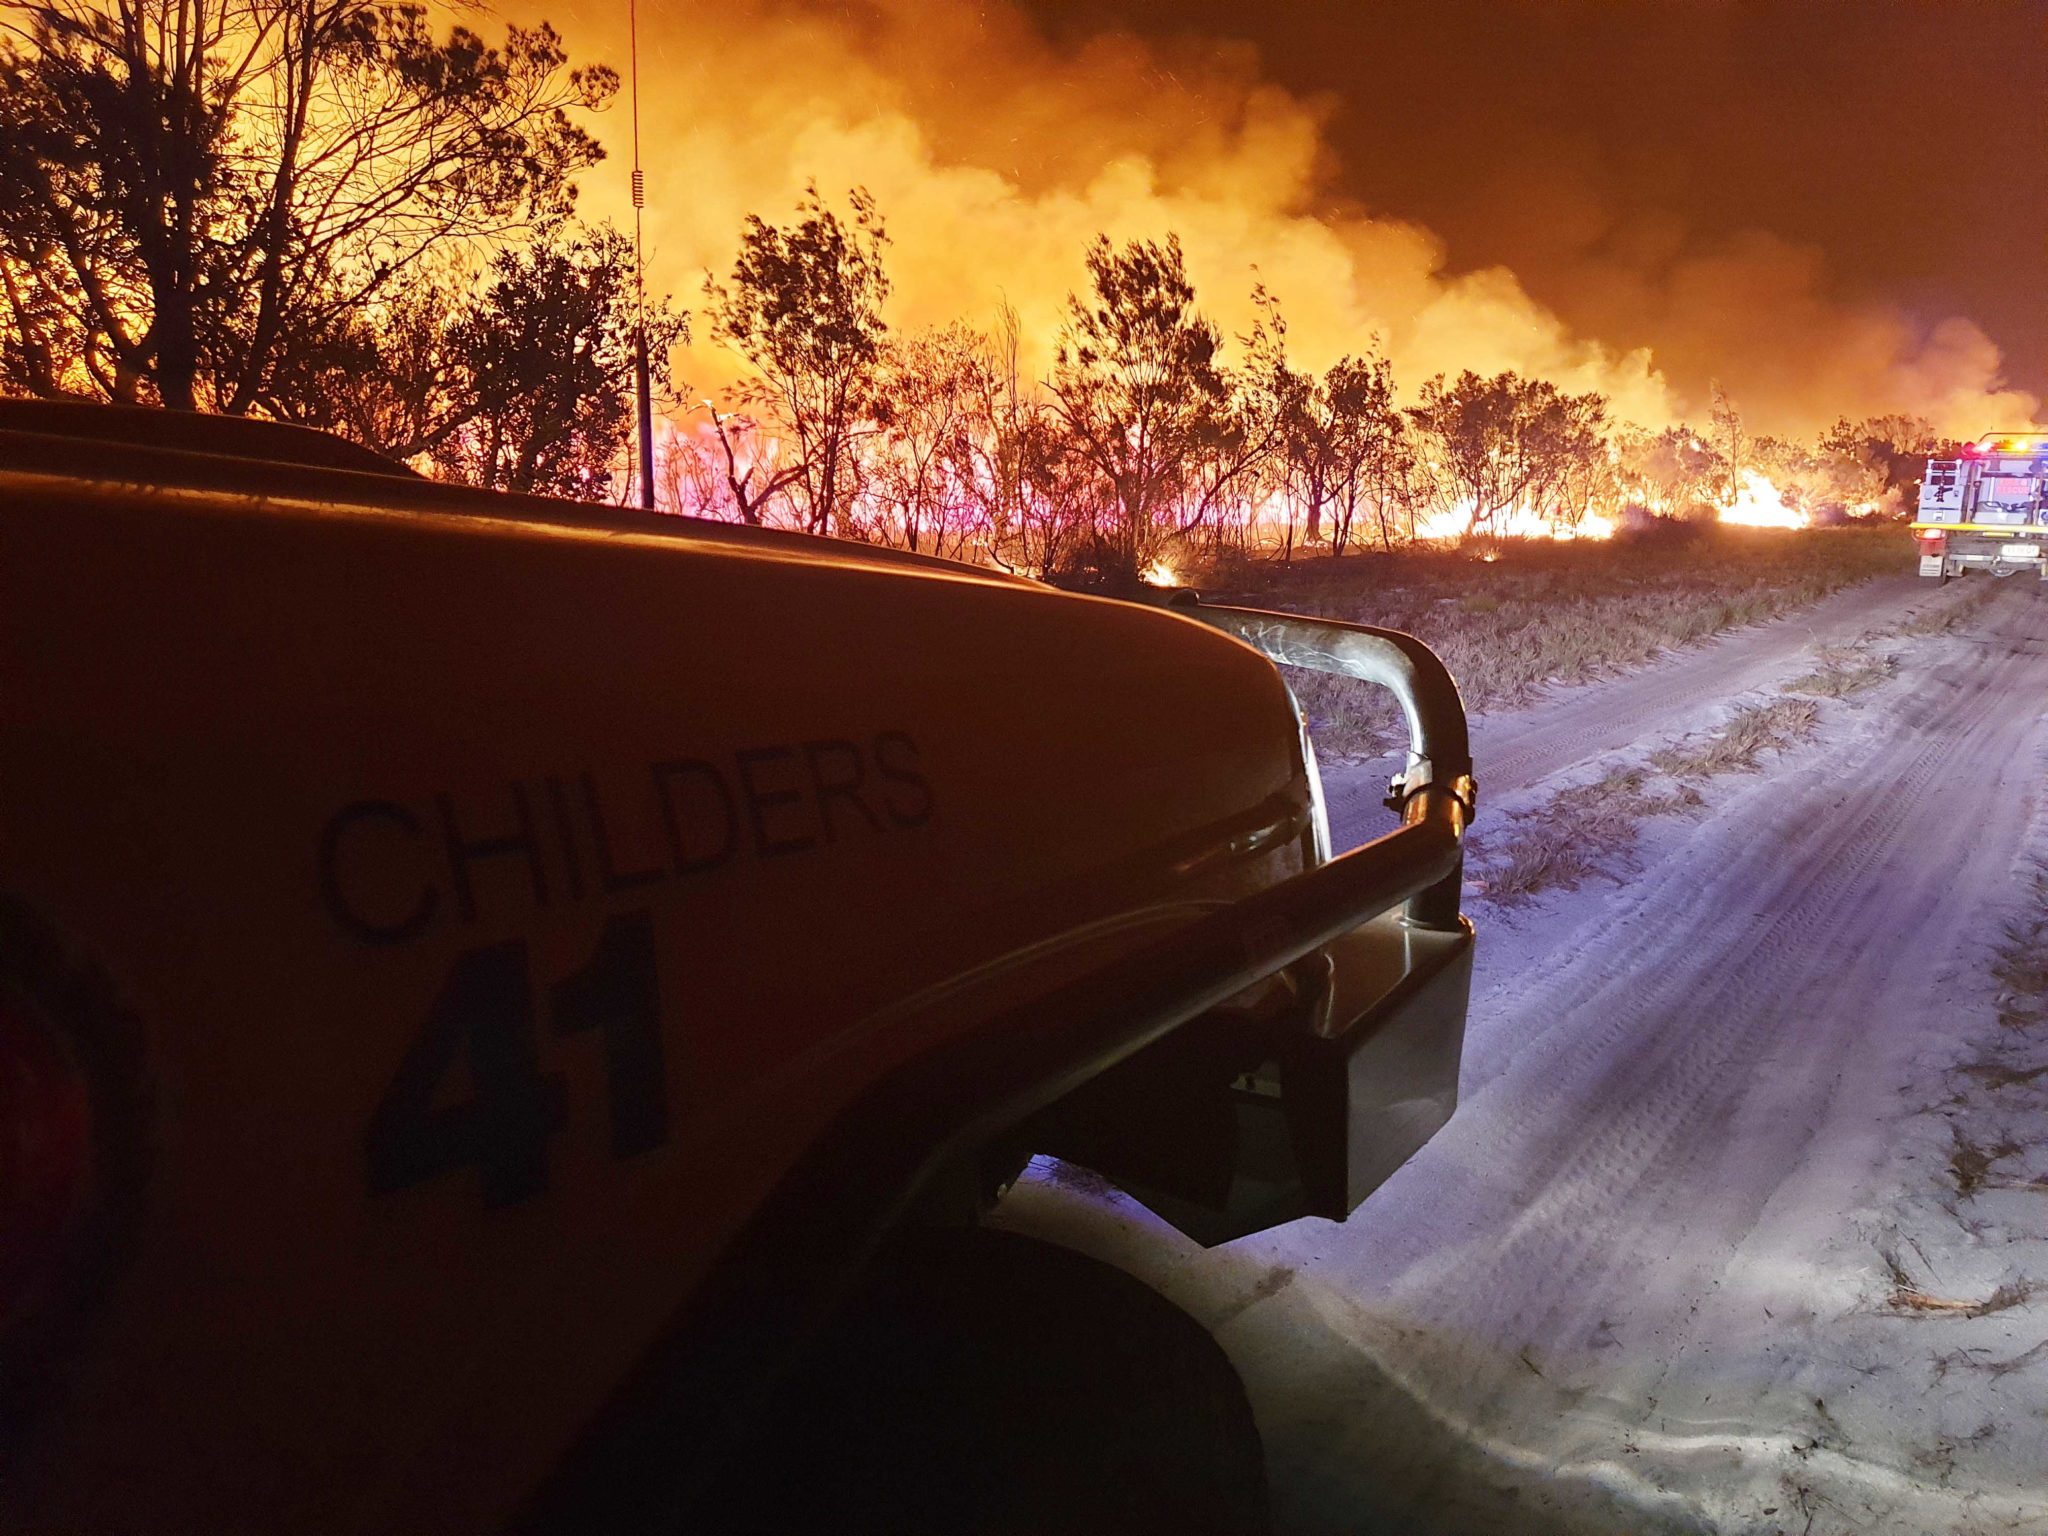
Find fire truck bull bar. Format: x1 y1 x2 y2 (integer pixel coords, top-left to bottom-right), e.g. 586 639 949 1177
1167 593 1475 925
520 602 1476 1533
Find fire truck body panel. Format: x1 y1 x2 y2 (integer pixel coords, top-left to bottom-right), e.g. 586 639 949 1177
0 405 1476 1533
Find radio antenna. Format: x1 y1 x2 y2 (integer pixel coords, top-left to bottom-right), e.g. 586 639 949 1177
629 0 654 511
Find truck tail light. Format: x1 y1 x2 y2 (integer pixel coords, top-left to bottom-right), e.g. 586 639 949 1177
1917 530 1946 554
0 993 93 1328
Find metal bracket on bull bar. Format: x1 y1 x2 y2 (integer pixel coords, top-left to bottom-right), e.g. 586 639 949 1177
1386 765 1478 818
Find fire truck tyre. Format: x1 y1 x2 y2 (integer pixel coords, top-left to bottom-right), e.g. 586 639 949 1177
694 1224 1269 1535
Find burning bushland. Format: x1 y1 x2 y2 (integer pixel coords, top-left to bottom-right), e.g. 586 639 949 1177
661 190 1964 581
0 0 2027 584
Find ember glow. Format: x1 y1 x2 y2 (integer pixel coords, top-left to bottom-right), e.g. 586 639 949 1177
1414 505 1618 544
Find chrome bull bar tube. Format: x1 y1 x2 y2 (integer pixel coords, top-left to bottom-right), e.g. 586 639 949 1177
1164 594 1475 928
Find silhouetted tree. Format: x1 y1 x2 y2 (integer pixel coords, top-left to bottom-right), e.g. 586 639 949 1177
1613 424 1726 517
952 302 1083 580
432 226 684 497
704 184 891 535
1277 349 1405 556
1523 388 1609 528
694 401 802 525
1047 234 1228 580
0 0 612 412
873 323 990 556
1819 415 1955 514
1182 283 1289 554
1409 369 1606 536
1709 383 1749 505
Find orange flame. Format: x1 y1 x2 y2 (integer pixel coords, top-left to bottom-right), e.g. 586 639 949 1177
1717 471 1808 529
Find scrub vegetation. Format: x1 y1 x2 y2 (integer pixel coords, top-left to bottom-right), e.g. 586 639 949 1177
1649 698 1820 778
1475 768 1702 905
1214 521 1898 758
0 6 1956 578
1782 643 1896 699
1471 684 1830 907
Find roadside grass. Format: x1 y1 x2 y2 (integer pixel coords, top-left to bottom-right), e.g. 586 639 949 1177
1880 1245 2037 1319
1933 865 2048 1189
1890 858 2048 1336
1204 523 1899 757
1992 871 2048 1032
1932 1340 2048 1383
1900 577 2001 637
1649 698 1819 778
1470 566 2001 907
1945 1127 2029 1200
1782 644 1895 699
1477 696 1820 905
1476 770 1702 904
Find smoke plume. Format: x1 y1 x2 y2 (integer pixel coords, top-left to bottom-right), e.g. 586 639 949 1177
527 0 2036 439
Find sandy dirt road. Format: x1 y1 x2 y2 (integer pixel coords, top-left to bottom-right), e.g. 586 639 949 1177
1000 575 2048 1534
1322 572 1942 845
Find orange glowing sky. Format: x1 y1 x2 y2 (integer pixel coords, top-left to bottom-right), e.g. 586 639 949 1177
515 0 2041 440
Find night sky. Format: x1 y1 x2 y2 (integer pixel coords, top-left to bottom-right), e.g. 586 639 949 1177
1028 0 2047 399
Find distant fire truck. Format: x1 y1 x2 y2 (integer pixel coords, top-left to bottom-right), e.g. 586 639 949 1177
1913 433 2048 583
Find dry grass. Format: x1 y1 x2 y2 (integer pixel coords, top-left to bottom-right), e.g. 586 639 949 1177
1477 769 1702 904
1899 577 2001 637
1205 523 1899 757
1958 1060 2048 1091
1782 644 1895 699
1649 698 1820 778
1991 870 2048 1032
1479 695 1813 902
1933 1340 2048 1381
1947 1126 2026 1199
1880 1246 2038 1319
1888 856 2048 1356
